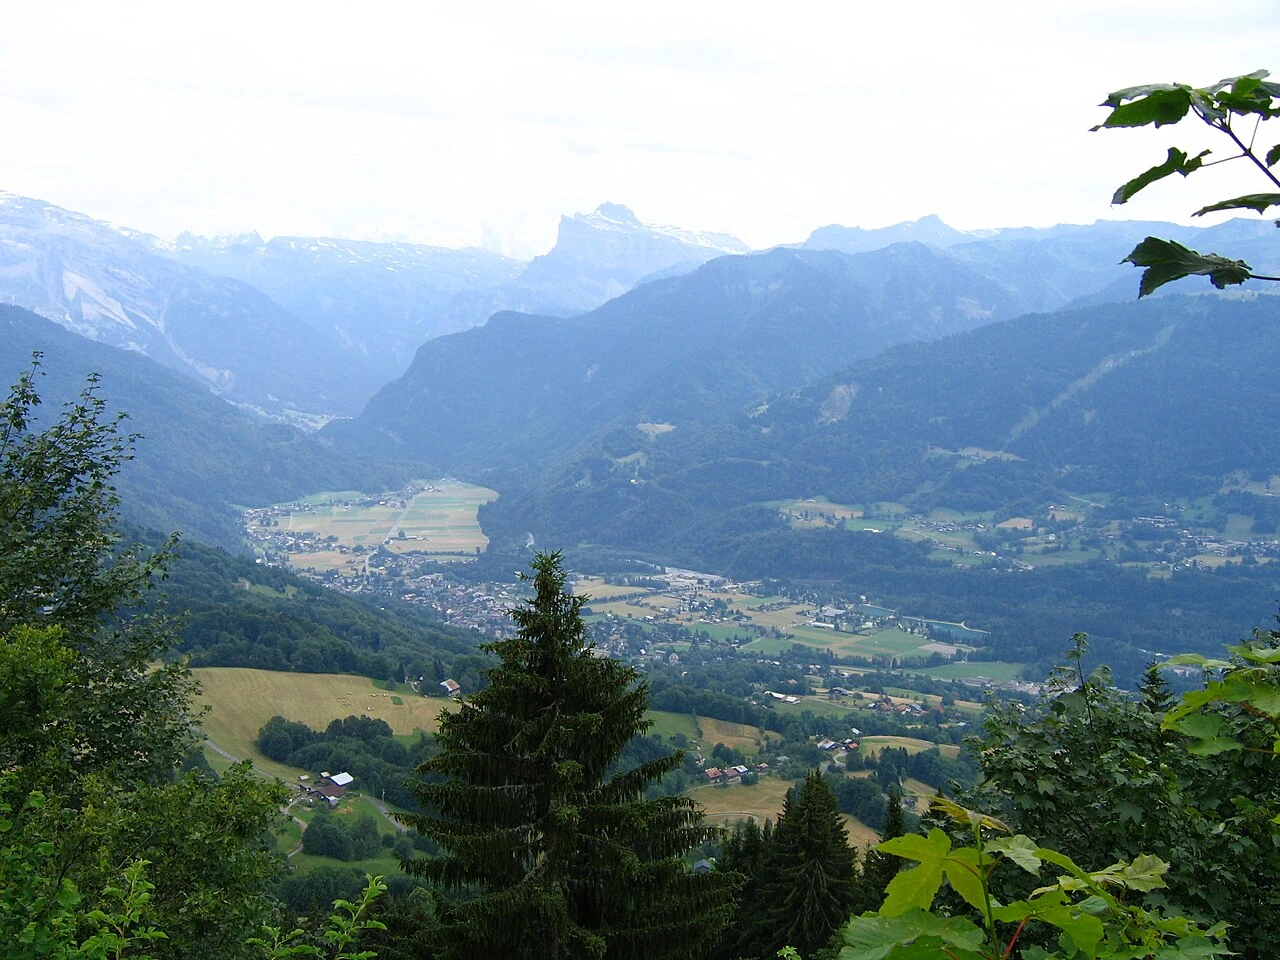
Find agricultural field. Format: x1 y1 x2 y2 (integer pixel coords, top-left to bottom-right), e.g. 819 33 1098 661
646 710 701 743
700 717 772 755
272 480 496 573
860 735 960 759
194 668 446 768
919 660 1027 682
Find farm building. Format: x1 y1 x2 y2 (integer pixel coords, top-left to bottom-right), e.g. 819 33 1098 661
307 771 355 806
440 678 461 696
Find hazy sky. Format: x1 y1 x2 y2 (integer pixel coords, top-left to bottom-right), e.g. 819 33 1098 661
3 1 1279 257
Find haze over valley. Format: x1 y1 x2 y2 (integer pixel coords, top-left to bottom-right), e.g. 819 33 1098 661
9 9 1280 954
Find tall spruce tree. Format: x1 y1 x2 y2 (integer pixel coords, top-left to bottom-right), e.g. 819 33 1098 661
726 774 858 959
857 789 905 912
401 552 737 959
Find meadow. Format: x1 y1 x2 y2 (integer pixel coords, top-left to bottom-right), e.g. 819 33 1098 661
194 667 446 768
279 480 496 572
687 779 878 848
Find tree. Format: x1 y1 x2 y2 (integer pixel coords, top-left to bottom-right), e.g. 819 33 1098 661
0 361 286 958
723 774 859 959
858 791 905 913
0 356 196 786
400 552 737 960
962 638 1280 959
759 773 859 957
836 797 1231 960
1094 70 1280 295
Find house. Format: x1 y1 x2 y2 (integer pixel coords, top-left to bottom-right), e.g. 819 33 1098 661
704 767 724 782
440 678 461 696
730 765 750 778
310 771 354 803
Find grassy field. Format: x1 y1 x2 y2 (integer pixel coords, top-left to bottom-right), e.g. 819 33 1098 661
281 480 496 572
195 668 446 767
687 778 878 846
701 717 770 754
739 635 799 655
646 710 700 743
860 735 960 759
918 661 1027 681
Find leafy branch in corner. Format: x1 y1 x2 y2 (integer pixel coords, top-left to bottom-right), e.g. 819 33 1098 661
1095 70 1280 295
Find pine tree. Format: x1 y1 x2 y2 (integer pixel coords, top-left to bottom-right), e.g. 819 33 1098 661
1138 660 1175 712
858 789 905 912
401 552 737 960
727 774 858 958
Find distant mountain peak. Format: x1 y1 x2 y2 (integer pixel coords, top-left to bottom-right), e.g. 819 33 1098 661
594 202 640 225
175 230 265 252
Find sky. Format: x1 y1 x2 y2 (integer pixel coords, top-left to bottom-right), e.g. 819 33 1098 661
3 1 1280 258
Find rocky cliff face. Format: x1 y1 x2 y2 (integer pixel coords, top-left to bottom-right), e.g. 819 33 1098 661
0 193 364 414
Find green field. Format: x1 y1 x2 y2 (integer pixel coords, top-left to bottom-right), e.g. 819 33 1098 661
739 634 800 655
195 668 446 772
280 480 497 572
918 660 1027 681
860 735 960 759
646 710 701 742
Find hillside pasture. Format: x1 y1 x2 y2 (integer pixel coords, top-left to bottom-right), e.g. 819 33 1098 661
860 735 960 759
701 716 769 755
645 710 700 743
194 668 446 766
688 778 878 845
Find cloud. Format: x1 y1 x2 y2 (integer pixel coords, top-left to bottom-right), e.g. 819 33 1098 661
1 1 1278 254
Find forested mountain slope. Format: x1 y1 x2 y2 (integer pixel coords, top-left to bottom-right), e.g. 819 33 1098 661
0 306 419 548
326 243 1023 472
481 294 1280 552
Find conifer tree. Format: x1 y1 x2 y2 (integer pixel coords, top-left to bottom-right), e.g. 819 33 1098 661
726 774 858 958
401 552 737 960
858 789 905 911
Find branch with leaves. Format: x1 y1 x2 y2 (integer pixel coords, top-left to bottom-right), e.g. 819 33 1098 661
1096 70 1280 295
835 797 1230 960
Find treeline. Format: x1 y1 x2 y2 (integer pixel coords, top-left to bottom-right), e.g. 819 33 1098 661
257 714 436 809
136 527 493 685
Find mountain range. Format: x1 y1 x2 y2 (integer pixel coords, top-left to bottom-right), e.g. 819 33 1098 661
0 194 754 414
475 293 1280 556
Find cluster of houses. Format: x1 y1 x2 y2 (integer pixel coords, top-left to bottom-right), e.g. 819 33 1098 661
702 762 766 784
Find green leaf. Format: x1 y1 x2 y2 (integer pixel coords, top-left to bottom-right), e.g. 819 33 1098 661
1266 144 1280 167
1186 737 1243 756
1038 905 1104 953
880 860 945 916
1122 236 1253 296
1120 853 1170 892
1101 82 1186 106
840 910 987 960
942 847 987 913
1111 147 1209 204
988 835 1042 874
878 829 951 862
1193 193 1280 216
929 796 1009 832
1094 88 1193 129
